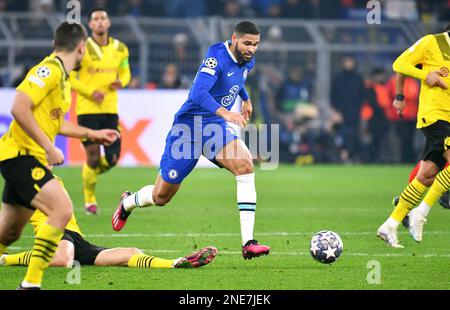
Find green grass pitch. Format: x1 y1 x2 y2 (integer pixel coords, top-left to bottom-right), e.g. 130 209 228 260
0 165 449 290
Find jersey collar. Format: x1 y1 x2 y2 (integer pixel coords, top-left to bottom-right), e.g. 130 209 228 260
224 40 238 63
54 56 69 80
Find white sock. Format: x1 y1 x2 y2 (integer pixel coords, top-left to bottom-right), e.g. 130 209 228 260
386 217 400 230
123 185 155 211
236 173 256 246
416 201 431 217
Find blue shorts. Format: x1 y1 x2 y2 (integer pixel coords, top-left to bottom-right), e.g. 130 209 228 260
160 116 238 184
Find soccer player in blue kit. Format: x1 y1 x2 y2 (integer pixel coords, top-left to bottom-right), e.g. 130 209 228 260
112 21 270 259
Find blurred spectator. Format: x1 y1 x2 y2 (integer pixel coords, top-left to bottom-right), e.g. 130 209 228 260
281 0 308 19
117 0 166 17
223 0 243 17
163 0 207 17
330 55 365 162
0 0 7 12
361 68 390 163
276 65 313 113
159 63 181 89
385 73 419 163
29 0 54 14
251 0 283 17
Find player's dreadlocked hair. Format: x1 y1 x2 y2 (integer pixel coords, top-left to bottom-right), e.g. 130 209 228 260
234 21 260 36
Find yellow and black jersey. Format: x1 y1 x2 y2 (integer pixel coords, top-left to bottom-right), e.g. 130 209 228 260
393 32 450 128
0 55 71 166
71 36 131 116
30 209 83 237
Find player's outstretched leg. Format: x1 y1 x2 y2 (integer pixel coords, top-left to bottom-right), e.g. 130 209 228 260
112 176 180 231
173 246 218 268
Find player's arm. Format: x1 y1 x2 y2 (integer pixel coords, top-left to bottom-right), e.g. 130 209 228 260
70 71 105 103
111 46 131 90
393 35 448 89
392 73 406 116
59 120 119 146
190 68 246 127
239 87 252 121
11 91 64 165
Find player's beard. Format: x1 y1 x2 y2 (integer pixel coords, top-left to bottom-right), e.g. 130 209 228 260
236 41 253 63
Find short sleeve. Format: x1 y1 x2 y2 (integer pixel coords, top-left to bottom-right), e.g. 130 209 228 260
16 63 60 106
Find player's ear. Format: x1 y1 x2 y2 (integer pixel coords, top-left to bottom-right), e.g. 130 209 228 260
231 33 238 43
77 40 86 57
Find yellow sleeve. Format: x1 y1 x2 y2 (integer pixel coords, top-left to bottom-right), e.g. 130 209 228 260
16 63 60 106
70 71 96 98
118 46 131 88
392 35 432 81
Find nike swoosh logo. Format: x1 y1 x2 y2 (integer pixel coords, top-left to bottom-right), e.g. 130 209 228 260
227 72 235 77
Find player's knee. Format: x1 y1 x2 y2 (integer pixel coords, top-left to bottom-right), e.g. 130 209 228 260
51 254 73 267
2 227 22 244
129 247 142 255
417 170 437 186
87 155 100 168
235 160 254 176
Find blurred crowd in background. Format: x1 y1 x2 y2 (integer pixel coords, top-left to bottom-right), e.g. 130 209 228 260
0 0 448 165
1 0 449 21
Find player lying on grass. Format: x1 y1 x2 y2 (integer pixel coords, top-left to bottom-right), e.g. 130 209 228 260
1 206 217 269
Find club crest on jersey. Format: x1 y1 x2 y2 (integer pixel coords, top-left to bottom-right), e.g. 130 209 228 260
31 167 46 181
204 57 217 69
440 67 449 77
168 169 178 180
37 66 51 78
243 69 248 79
50 108 63 120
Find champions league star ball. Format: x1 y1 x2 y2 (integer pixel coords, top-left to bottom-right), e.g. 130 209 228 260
310 230 343 264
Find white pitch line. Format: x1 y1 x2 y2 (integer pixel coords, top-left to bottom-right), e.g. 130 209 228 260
16 230 450 239
5 246 450 258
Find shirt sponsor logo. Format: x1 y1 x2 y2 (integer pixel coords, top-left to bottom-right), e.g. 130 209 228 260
440 67 449 77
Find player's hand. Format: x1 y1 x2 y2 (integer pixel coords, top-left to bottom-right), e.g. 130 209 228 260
426 71 448 90
45 145 65 166
224 111 246 128
88 129 120 146
92 91 105 103
241 99 253 121
392 98 406 117
110 80 123 90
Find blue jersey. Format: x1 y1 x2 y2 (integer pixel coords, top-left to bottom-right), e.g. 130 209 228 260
175 41 254 121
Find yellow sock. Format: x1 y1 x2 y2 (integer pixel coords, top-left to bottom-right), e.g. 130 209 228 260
0 243 6 256
5 251 32 266
391 178 428 222
424 168 450 206
82 163 98 205
96 156 111 175
24 223 63 285
128 254 175 269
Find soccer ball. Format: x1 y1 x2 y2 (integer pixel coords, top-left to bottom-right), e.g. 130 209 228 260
310 230 343 264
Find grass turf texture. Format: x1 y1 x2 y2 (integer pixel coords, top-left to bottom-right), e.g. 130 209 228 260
0 165 449 290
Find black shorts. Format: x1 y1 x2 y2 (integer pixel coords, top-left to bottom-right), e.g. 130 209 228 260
0 156 54 210
62 230 108 265
420 120 450 170
77 114 120 146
